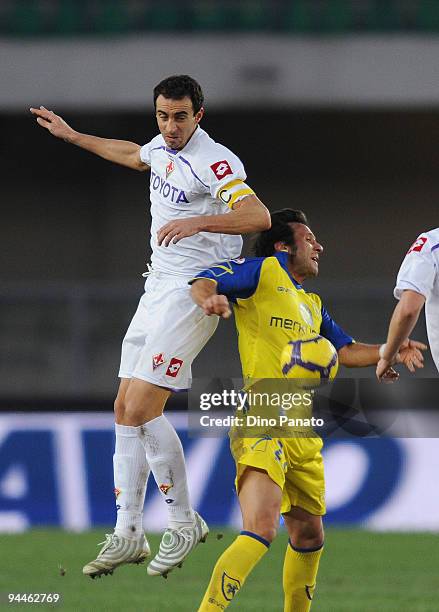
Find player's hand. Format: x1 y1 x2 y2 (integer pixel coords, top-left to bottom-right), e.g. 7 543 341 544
376 359 395 381
376 362 400 383
30 106 76 142
395 338 427 373
157 218 203 246
201 295 231 319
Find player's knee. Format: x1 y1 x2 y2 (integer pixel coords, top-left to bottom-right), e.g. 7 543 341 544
257 524 278 543
114 396 126 422
245 514 278 543
292 521 324 549
123 395 147 426
255 521 278 543
122 380 167 425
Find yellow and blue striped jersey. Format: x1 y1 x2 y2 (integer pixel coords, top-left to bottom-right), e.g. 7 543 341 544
193 252 353 379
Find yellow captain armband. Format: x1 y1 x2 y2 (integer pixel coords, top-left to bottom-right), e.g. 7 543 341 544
216 179 255 209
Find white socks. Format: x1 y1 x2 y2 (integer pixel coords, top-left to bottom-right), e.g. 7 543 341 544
113 423 150 540
138 414 195 528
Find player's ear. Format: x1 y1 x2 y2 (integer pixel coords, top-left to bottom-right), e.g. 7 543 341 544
195 107 204 123
274 241 290 253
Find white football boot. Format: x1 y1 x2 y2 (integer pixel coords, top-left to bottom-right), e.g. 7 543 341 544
82 532 150 578
147 512 209 578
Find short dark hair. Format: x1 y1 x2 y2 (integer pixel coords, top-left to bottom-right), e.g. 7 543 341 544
153 75 204 114
253 209 309 257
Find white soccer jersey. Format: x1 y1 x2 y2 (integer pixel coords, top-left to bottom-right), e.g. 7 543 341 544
140 126 251 276
394 227 439 373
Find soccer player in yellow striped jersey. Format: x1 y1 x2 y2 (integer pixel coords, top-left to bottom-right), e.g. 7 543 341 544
191 209 426 611
195 245 352 383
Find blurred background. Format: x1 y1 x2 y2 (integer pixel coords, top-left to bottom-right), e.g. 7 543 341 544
1 0 438 546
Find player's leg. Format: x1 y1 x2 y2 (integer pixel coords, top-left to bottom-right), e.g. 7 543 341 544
122 378 195 527
282 508 324 612
239 466 282 540
124 276 217 576
281 438 326 611
113 378 151 540
120 377 209 577
82 378 151 578
198 467 281 611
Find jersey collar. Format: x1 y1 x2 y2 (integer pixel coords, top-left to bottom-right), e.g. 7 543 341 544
275 252 303 290
163 126 203 155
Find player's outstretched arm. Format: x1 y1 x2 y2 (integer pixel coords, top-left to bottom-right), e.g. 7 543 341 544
157 195 270 246
190 279 231 319
338 338 426 379
376 289 426 380
29 106 148 172
339 343 384 368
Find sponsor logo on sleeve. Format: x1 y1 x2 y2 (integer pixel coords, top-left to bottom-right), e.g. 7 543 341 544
166 357 184 378
210 160 233 180
408 236 427 254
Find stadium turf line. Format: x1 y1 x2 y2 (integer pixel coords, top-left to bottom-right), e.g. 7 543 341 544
0 529 437 611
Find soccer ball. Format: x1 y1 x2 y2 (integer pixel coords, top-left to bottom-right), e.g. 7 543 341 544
280 335 339 385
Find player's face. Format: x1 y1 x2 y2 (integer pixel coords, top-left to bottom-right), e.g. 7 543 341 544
289 223 323 280
155 95 204 150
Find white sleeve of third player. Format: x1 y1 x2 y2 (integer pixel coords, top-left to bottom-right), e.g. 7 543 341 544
394 234 436 300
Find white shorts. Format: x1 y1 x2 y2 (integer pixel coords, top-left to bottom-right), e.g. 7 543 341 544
118 272 218 390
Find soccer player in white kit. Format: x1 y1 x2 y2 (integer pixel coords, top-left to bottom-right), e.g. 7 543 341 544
377 228 439 378
30 75 270 578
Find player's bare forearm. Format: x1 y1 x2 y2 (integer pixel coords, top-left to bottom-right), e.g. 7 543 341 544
70 133 147 171
340 335 426 380
30 106 148 171
201 195 271 234
190 279 231 318
157 195 270 246
338 343 381 367
191 279 217 306
381 291 425 362
376 291 427 379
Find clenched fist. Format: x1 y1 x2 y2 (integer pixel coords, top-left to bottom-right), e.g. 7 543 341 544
200 294 231 319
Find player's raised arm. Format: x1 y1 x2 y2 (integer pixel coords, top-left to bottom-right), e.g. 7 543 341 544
29 106 148 172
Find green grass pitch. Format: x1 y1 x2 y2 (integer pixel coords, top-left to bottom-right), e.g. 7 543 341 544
0 529 437 611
